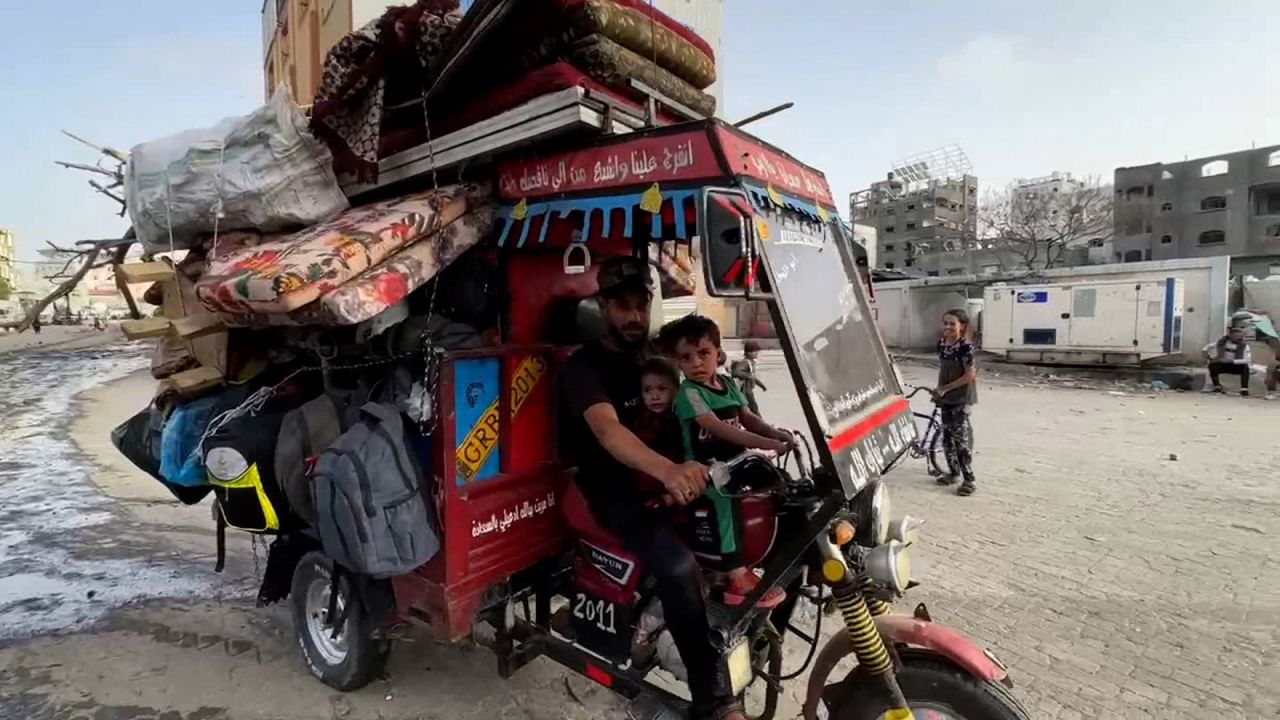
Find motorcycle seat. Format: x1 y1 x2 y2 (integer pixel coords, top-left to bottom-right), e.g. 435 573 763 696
562 482 630 552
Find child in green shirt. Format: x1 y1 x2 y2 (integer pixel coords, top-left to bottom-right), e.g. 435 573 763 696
659 315 792 608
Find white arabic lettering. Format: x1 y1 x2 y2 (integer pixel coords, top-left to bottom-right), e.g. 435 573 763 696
820 379 888 420
471 491 558 538
663 140 696 173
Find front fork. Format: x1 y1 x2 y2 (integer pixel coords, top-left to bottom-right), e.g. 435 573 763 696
820 543 914 719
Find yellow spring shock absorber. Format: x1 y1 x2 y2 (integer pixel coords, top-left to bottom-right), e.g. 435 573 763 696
859 576 893 617
831 580 893 677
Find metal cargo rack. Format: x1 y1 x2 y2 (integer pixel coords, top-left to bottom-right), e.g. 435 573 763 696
342 83 699 198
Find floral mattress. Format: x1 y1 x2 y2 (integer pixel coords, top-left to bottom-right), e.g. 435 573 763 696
196 184 494 326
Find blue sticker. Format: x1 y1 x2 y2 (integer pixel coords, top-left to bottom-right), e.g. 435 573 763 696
454 357 501 485
1016 290 1049 303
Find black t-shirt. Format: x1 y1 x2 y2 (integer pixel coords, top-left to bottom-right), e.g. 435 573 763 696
558 341 646 518
936 338 978 406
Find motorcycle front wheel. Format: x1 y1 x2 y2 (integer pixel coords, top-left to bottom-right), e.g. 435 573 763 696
830 658 1030 720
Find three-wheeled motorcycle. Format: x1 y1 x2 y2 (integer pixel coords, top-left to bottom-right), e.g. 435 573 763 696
287 120 1029 720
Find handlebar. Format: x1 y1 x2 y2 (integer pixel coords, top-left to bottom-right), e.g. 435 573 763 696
643 450 775 510
905 385 937 400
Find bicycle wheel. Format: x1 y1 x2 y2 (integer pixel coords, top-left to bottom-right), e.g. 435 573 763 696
925 417 949 478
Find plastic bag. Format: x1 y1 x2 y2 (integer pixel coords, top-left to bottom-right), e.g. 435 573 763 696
125 87 349 254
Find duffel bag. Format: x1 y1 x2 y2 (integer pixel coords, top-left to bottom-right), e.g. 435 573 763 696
313 402 438 578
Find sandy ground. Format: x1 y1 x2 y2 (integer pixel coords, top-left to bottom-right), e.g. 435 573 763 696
0 325 125 356
1 353 1276 719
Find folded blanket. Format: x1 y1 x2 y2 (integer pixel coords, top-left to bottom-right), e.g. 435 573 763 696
197 185 474 315
572 34 715 117
314 201 494 326
311 0 462 180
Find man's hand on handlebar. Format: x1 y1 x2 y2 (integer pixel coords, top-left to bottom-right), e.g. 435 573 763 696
659 461 710 506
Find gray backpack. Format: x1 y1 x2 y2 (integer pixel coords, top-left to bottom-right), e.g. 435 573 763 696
312 402 438 578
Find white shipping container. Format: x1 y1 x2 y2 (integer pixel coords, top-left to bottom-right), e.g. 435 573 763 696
983 278 1184 363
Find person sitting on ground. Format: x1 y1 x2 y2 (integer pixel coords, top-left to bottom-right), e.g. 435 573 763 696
660 314 792 608
935 308 979 497
1205 325 1252 397
729 340 767 415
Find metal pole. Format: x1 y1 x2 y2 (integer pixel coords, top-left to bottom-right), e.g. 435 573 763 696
733 102 795 129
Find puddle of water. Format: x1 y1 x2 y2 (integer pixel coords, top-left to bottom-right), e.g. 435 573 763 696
0 345 241 639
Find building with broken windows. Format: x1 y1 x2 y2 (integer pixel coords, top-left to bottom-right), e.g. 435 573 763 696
1112 145 1280 278
850 146 980 276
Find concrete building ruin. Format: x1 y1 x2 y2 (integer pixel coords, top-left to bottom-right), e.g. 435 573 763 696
1113 145 1280 278
851 145 979 276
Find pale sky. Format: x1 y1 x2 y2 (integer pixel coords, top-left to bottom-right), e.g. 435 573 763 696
2 1 1277 266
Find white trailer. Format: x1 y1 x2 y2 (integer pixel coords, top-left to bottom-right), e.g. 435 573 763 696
982 278 1185 364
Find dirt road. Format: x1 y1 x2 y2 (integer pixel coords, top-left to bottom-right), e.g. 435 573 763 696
2 348 1276 719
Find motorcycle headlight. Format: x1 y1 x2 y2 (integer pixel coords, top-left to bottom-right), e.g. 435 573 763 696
864 540 912 594
870 482 890 546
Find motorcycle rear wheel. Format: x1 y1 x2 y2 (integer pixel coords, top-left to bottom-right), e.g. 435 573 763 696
832 658 1029 720
291 552 390 692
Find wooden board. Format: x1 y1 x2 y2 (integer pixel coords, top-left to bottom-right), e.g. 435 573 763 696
116 261 175 284
170 314 226 339
121 317 173 339
160 366 224 396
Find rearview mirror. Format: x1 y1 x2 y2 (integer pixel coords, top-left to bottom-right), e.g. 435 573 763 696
699 189 755 298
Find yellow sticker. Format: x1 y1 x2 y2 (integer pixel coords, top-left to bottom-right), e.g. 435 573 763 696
755 219 771 242
882 710 916 720
512 197 529 221
766 183 783 206
817 204 830 223
510 354 549 417
456 354 549 482
639 183 664 213
456 398 501 481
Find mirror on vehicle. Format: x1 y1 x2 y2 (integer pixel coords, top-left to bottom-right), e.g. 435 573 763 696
699 189 754 297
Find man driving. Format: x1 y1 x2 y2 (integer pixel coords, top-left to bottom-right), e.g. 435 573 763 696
558 256 745 720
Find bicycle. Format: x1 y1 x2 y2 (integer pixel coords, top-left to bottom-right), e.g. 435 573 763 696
903 385 950 479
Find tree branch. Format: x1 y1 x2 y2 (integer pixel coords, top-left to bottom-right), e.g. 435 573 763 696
2 234 137 332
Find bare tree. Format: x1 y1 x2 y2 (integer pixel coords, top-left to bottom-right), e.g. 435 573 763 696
979 176 1113 272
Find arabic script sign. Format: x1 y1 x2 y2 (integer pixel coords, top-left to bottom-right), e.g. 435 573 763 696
496 131 721 200
713 127 835 208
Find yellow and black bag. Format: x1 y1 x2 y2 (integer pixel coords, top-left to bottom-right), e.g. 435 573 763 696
205 409 295 534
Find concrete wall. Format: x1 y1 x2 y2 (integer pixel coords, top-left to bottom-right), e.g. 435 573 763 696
873 285 968 349
1245 277 1280 318
873 256 1230 362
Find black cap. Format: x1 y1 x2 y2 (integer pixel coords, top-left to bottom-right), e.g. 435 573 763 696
596 256 653 298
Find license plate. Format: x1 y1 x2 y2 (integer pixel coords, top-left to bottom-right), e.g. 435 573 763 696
726 640 752 695
570 593 631 661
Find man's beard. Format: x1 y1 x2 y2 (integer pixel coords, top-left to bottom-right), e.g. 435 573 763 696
609 321 649 350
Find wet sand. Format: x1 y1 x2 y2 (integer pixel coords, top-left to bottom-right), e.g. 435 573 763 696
0 325 127 356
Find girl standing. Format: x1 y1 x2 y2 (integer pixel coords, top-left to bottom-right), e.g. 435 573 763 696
934 309 978 496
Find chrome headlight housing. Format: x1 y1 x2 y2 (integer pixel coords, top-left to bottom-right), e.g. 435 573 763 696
869 481 891 546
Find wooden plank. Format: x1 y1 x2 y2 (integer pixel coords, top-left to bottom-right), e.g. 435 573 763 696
160 366 224 396
170 314 226 339
120 317 172 339
116 260 174 284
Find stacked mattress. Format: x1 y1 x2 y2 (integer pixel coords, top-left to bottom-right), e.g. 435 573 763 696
313 0 718 178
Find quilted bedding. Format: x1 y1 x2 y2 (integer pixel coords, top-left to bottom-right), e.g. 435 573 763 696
571 34 715 117
566 0 716 90
197 186 473 316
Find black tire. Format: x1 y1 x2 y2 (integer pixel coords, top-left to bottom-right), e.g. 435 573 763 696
832 657 1030 720
291 552 390 692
